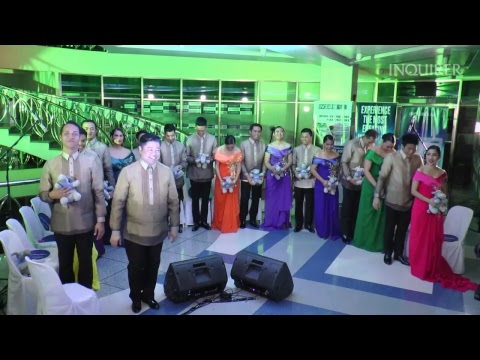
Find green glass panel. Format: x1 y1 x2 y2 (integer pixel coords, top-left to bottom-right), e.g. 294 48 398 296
260 81 296 102
298 82 320 102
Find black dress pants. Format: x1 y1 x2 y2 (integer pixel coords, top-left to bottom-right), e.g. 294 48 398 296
294 187 314 228
383 205 411 257
190 179 212 225
340 187 361 238
125 239 163 302
240 181 262 222
55 230 94 289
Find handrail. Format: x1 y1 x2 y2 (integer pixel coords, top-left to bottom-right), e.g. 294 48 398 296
0 178 40 187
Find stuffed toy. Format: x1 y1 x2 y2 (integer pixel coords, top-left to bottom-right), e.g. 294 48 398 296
352 166 364 185
12 249 31 276
221 177 235 194
54 174 82 208
295 163 311 180
324 175 338 195
172 165 184 180
195 153 211 169
427 189 448 215
249 169 264 186
103 181 115 206
271 163 285 180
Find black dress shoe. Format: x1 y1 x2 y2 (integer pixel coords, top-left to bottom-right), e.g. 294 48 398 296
249 220 259 228
475 244 480 259
394 254 410 266
141 298 160 309
240 221 246 229
294 226 302 232
192 224 200 231
384 254 392 265
178 225 183 233
305 226 315 233
475 285 480 301
131 300 141 313
201 222 211 230
342 235 352 244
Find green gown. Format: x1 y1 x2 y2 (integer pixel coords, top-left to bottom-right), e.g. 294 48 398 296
352 150 386 252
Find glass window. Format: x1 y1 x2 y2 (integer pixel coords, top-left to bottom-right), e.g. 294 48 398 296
297 82 320 102
435 81 459 104
143 78 180 100
259 103 296 145
103 77 141 99
296 104 316 146
104 99 141 116
61 74 101 98
143 100 180 129
219 101 256 142
260 81 296 102
183 80 219 101
221 81 256 102
356 82 376 102
377 83 395 102
460 80 480 105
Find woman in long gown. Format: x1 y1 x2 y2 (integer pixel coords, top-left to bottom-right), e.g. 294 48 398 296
409 145 479 294
261 126 293 231
310 135 341 240
352 133 396 251
212 135 242 233
108 128 135 247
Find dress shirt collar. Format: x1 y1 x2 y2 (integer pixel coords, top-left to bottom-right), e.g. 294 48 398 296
140 159 157 170
62 151 79 161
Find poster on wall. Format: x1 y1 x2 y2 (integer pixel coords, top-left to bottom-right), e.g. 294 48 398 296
313 101 354 153
398 106 449 168
355 102 397 143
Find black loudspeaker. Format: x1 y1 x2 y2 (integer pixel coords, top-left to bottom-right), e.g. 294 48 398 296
230 250 294 301
163 254 228 303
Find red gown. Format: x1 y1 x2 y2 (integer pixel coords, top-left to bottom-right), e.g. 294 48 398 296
211 151 242 233
409 170 478 292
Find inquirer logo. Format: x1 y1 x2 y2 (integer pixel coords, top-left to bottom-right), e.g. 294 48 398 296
379 64 462 77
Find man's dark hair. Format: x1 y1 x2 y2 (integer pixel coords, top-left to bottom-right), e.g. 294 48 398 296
139 133 161 147
301 128 313 137
250 123 262 131
164 123 176 133
61 120 81 134
364 129 378 139
195 117 207 127
401 133 419 147
79 128 87 136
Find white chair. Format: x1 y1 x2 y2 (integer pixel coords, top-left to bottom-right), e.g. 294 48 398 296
30 196 52 231
19 206 56 249
25 256 101 315
442 205 474 274
0 230 38 315
6 218 35 251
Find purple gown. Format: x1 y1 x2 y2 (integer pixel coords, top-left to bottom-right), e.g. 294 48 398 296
313 156 341 240
261 146 292 230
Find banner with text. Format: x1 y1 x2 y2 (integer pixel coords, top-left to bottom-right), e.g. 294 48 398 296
313 101 354 151
355 102 397 143
399 106 449 168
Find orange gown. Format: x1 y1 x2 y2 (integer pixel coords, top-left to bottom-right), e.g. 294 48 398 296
212 151 242 233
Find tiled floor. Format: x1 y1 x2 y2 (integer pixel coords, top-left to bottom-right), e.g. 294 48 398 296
95 216 480 315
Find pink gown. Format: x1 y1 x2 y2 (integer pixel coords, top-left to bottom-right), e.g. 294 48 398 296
409 170 478 292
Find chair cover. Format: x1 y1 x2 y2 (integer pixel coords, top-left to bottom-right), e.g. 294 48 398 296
0 230 38 315
25 256 101 315
19 206 56 249
441 206 473 274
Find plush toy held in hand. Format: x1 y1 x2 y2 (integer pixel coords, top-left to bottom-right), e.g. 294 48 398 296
195 153 211 169
172 165 184 179
249 169 264 186
271 163 284 180
103 181 115 206
352 166 364 185
54 174 82 208
427 189 448 215
295 163 311 179
221 177 235 194
324 175 338 195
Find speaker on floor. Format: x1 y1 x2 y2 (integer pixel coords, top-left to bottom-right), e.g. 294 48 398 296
230 250 294 301
163 254 228 303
